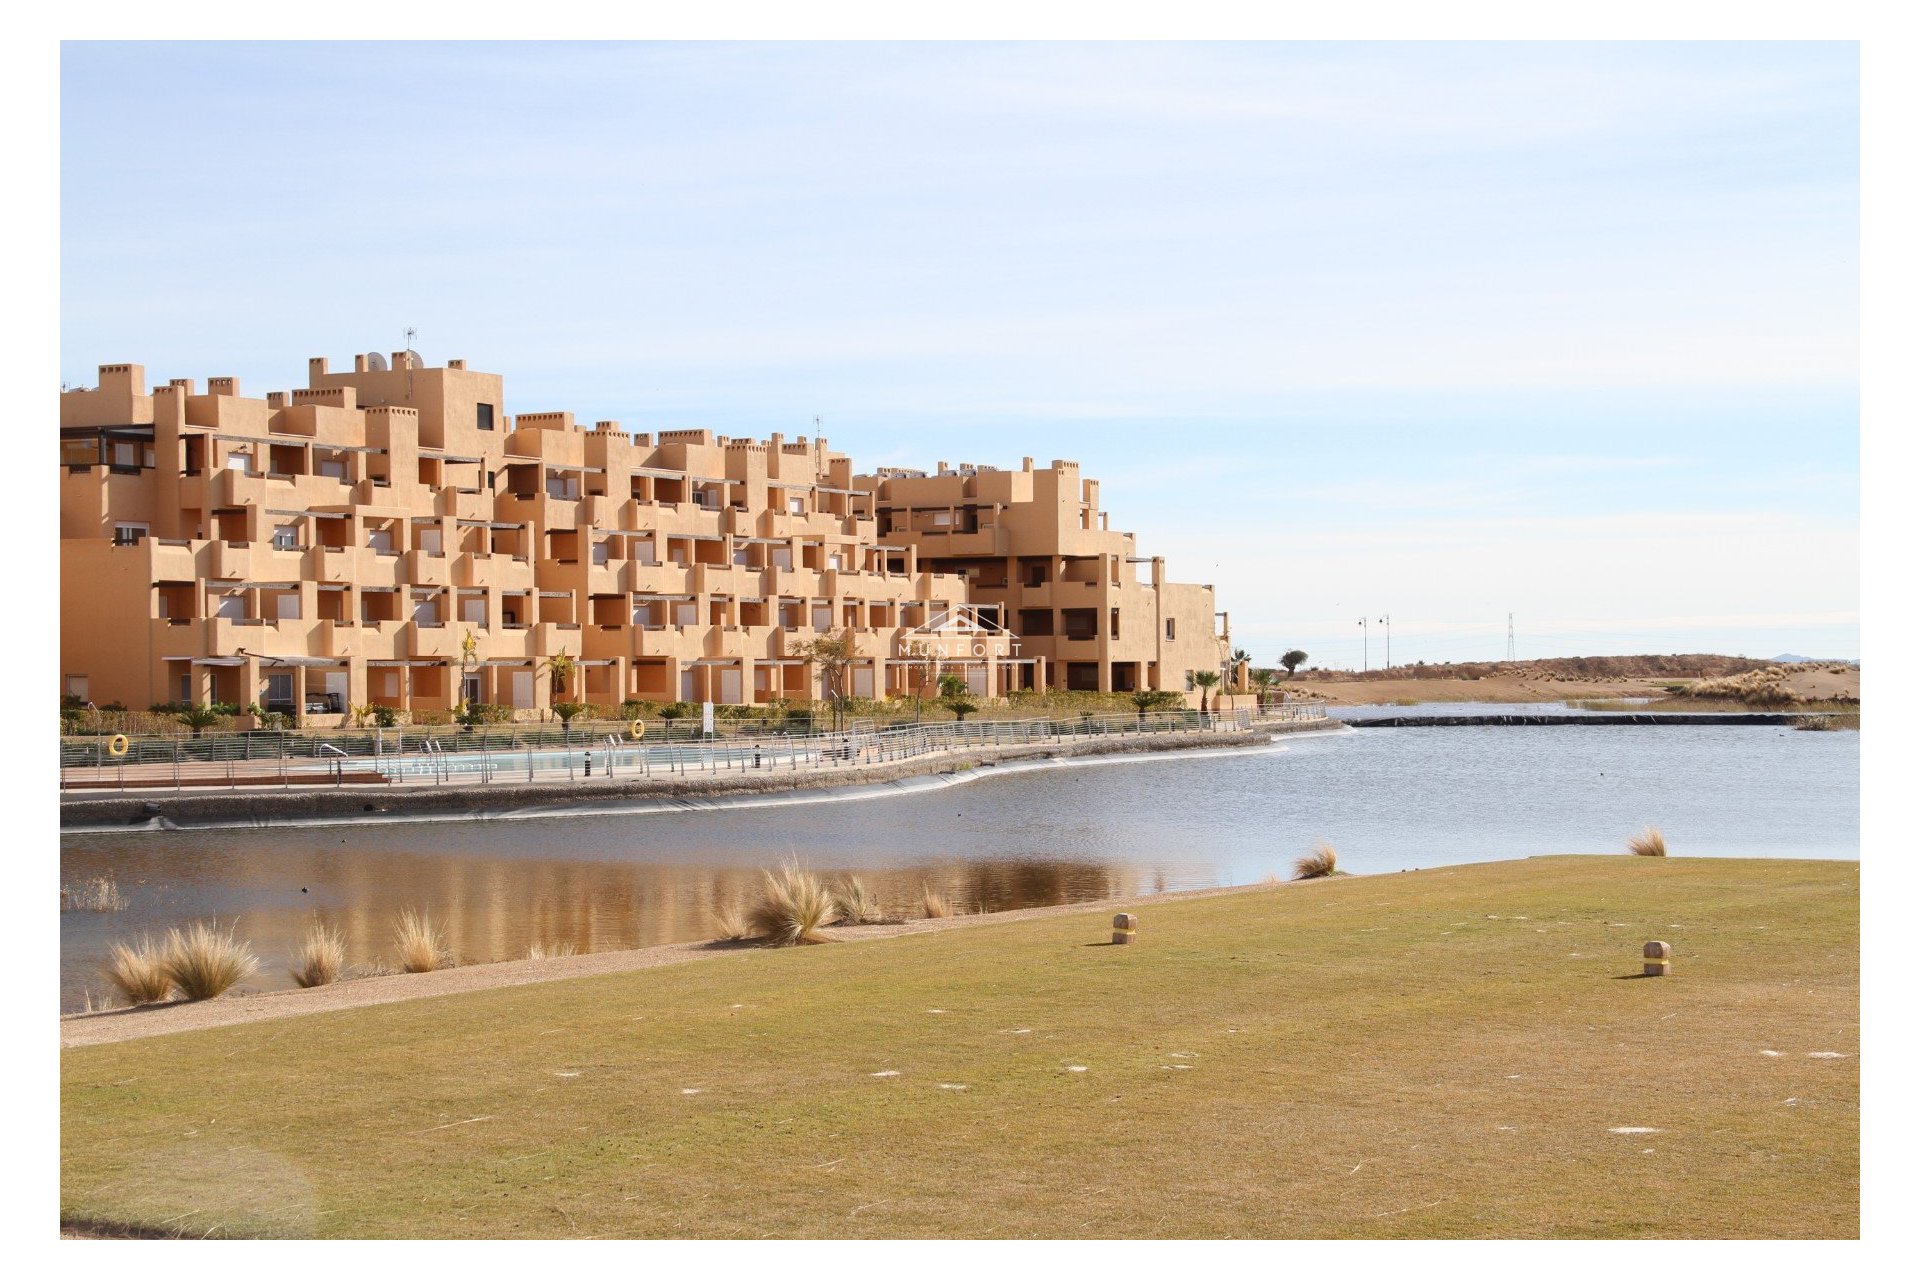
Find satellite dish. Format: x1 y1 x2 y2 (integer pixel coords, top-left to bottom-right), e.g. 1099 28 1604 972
366 351 388 372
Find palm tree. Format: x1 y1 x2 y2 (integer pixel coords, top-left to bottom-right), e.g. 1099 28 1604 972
1250 668 1278 708
1192 671 1221 715
542 647 577 701
176 703 222 738
937 673 978 722
1130 688 1178 722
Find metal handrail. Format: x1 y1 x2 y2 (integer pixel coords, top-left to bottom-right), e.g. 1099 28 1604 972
59 703 1327 793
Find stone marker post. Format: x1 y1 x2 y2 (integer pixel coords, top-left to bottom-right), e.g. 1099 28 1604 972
1113 913 1137 945
1643 941 1671 977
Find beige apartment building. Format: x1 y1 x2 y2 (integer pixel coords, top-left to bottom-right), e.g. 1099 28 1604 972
59 353 1233 725
857 459 1234 698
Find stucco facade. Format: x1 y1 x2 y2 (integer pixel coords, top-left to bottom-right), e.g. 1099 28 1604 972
60 354 1232 723
856 459 1234 698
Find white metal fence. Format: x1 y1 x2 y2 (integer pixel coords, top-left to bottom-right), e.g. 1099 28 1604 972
60 704 1327 794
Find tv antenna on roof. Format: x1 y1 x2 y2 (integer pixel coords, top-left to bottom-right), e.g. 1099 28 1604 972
404 326 418 402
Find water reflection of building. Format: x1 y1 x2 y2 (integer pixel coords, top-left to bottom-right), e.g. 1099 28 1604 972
62 837 1138 1007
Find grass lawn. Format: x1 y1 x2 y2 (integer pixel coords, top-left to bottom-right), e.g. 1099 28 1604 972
60 856 1858 1239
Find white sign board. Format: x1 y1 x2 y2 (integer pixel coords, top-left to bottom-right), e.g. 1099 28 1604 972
702 701 715 735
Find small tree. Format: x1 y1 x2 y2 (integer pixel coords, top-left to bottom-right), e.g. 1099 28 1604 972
900 638 940 723
1130 688 1180 722
1192 671 1221 715
1281 649 1308 677
456 631 479 718
937 673 978 722
790 629 858 732
176 703 222 738
552 701 588 734
542 647 577 700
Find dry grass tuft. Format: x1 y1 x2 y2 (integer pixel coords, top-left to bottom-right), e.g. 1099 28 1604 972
102 936 173 1006
393 909 450 973
712 903 753 942
832 876 888 925
1683 667 1803 706
288 925 346 988
1628 826 1669 857
1293 842 1339 880
62 876 128 913
748 864 840 946
919 884 956 918
527 939 578 961
159 920 259 1001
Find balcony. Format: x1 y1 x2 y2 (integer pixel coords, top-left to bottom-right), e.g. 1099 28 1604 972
147 539 200 582
407 621 458 658
210 468 267 508
209 540 255 580
309 545 359 582
403 549 450 587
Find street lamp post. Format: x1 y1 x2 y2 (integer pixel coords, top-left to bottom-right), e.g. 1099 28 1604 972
1357 617 1369 672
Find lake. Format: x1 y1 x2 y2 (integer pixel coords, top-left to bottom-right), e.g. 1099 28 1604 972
58 715 1858 1010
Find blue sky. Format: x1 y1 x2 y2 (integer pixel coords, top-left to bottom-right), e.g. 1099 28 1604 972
60 41 1859 666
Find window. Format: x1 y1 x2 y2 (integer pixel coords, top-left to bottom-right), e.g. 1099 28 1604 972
226 450 254 474
64 675 88 701
111 440 139 468
272 524 299 550
788 498 805 515
1166 618 1178 641
112 523 148 547
477 403 495 432
1019 609 1053 636
367 528 394 553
